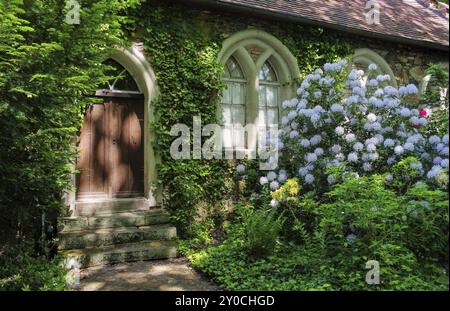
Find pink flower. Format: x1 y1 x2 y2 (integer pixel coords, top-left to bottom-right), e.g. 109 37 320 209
419 109 428 117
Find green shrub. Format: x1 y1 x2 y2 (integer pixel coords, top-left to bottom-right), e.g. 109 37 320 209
0 243 67 291
188 173 449 291
241 206 284 258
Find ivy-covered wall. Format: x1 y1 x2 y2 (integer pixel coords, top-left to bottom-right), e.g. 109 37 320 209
124 0 448 237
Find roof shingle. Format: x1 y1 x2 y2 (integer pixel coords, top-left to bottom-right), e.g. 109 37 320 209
212 0 449 50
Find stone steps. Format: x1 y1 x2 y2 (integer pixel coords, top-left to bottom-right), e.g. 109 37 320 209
59 224 177 250
59 209 170 232
73 198 151 217
59 199 178 268
62 240 178 269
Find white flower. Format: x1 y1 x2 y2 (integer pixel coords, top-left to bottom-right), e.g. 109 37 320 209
259 177 268 185
367 79 379 87
384 138 395 148
297 99 308 110
403 142 414 151
400 108 411 117
282 100 290 109
278 170 287 183
267 171 277 181
304 174 315 184
331 103 344 113
314 148 324 156
366 144 377 152
300 139 311 148
314 90 322 99
363 162 372 172
270 199 279 207
347 152 358 163
385 174 393 181
335 126 345 136
236 164 246 174
394 145 404 155
327 174 336 185
368 64 378 71
288 111 297 120
298 167 308 177
310 114 320 124
387 156 396 165
331 144 342 153
398 86 407 96
410 116 420 126
372 122 382 131
427 165 442 179
270 181 280 190
374 89 384 97
305 153 318 162
384 86 398 97
345 133 356 143
367 113 377 123
277 141 284 151
289 130 299 139
433 156 443 165
310 135 322 145
410 162 423 171
335 153 345 161
368 152 379 161
406 84 419 95
429 135 441 145
353 142 364 151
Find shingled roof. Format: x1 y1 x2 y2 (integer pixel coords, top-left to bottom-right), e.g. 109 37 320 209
188 0 449 51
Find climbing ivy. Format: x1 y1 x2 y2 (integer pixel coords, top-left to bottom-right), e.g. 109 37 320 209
0 0 141 245
127 0 353 237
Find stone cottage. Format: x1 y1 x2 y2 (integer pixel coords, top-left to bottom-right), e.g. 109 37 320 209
60 0 449 267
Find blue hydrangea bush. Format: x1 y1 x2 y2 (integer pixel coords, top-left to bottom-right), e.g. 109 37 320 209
252 60 448 201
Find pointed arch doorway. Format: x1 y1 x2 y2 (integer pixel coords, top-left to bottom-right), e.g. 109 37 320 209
76 59 145 200
72 46 160 207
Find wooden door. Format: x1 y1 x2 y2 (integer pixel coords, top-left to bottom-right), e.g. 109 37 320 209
76 97 144 200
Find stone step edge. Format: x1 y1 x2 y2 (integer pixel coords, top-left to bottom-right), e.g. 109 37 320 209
58 224 177 250
73 198 152 217
59 209 171 232
62 240 178 269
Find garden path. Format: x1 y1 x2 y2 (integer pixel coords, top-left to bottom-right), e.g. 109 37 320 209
77 257 219 291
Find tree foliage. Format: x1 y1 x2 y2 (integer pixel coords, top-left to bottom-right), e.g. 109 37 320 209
0 0 140 245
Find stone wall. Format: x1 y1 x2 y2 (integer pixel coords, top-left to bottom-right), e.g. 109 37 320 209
184 6 449 87
352 37 449 86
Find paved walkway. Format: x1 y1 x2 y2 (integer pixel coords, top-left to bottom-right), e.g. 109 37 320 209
78 258 220 291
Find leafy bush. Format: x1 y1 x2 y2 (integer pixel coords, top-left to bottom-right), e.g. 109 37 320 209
0 243 67 291
188 172 449 291
0 0 141 243
241 206 284 258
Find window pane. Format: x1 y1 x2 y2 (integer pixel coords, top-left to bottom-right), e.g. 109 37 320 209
267 108 278 126
258 85 267 107
266 86 278 107
222 105 232 125
232 83 241 105
226 57 244 79
259 62 277 82
258 108 266 127
232 105 245 126
222 83 231 104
